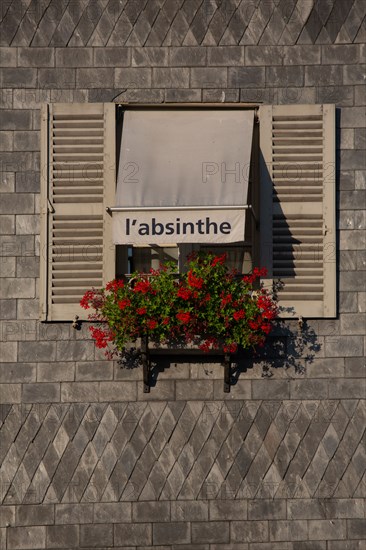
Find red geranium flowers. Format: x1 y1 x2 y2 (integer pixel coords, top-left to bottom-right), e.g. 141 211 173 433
177 287 192 300
133 280 152 294
80 252 278 359
176 311 191 323
187 271 204 289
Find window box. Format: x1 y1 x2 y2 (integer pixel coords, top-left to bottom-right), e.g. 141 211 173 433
81 253 278 392
141 336 233 393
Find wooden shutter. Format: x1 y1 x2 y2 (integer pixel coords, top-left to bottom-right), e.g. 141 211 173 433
40 103 115 321
259 104 336 318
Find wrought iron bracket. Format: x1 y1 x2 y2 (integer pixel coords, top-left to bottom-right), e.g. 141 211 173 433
223 353 231 393
141 335 151 393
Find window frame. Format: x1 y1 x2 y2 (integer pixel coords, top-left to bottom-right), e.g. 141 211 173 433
40 102 336 322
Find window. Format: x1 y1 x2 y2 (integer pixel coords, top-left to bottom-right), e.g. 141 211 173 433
113 107 258 276
40 103 335 321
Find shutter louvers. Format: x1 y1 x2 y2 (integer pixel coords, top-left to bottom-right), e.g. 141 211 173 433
40 103 115 321
260 104 336 318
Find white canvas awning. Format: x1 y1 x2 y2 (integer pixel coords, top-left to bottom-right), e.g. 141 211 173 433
113 109 254 244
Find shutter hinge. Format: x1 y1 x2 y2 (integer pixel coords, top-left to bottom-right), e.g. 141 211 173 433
47 200 55 213
323 225 328 236
72 315 81 330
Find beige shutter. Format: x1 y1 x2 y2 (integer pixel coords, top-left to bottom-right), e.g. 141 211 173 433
40 103 115 321
259 104 336 318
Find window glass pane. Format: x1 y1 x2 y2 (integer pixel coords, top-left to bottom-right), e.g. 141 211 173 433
117 244 252 276
130 246 178 273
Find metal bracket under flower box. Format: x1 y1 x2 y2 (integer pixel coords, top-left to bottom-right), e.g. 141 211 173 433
141 336 232 393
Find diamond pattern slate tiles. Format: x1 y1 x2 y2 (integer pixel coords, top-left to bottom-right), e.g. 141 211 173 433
49 0 87 47
1 0 365 46
1 400 365 505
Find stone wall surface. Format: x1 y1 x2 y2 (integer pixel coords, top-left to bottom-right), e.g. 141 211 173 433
0 0 365 548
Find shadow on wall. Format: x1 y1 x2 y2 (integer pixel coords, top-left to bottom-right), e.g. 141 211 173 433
233 318 321 380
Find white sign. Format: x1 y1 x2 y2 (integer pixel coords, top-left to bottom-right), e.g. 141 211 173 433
113 209 245 244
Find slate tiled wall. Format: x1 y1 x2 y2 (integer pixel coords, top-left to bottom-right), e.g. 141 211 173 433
0 1 365 548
